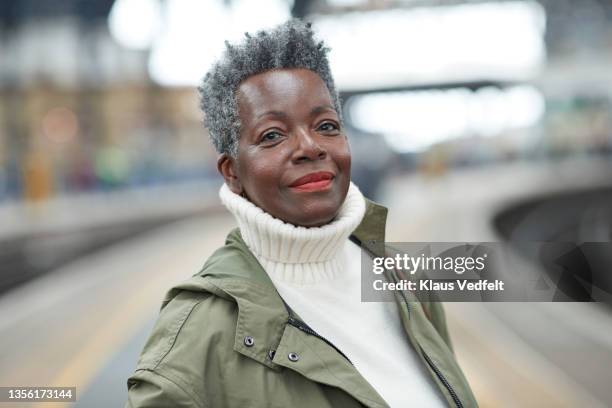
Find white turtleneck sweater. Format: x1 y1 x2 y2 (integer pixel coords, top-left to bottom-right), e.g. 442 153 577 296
219 182 446 407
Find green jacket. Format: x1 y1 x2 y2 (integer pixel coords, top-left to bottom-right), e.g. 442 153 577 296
126 200 478 407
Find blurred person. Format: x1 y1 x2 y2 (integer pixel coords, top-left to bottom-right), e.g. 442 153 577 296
125 20 476 408
23 150 53 202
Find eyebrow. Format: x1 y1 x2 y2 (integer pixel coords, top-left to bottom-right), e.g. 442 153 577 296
310 105 336 116
255 105 336 120
256 110 287 120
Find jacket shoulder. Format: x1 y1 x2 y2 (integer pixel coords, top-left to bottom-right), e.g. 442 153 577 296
137 289 238 368
128 289 238 407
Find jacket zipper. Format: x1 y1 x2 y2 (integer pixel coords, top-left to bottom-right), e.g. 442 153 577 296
394 269 463 408
359 237 463 408
394 273 463 408
421 349 464 408
286 315 353 365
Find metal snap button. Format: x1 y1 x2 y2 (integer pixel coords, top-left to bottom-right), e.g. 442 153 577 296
268 349 276 360
244 336 255 347
288 352 299 362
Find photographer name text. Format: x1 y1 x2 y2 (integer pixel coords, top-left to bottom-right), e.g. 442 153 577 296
373 279 505 292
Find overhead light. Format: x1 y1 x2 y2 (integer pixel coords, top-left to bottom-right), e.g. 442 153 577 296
108 0 162 50
326 0 368 7
314 1 546 90
349 85 545 153
134 0 545 89
147 0 291 86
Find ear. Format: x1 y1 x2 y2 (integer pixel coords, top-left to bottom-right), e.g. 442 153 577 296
217 153 243 195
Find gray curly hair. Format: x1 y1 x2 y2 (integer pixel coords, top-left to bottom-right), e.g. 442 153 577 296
198 19 342 158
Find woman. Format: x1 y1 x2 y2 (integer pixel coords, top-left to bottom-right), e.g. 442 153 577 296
126 20 477 408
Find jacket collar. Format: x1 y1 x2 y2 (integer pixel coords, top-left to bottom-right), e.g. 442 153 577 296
351 197 388 248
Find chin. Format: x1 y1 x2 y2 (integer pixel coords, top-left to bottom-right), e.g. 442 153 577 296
292 203 341 227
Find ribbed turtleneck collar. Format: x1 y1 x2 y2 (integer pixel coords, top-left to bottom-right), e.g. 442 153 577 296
219 181 366 285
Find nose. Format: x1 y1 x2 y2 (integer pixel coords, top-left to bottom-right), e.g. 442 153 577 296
291 128 327 163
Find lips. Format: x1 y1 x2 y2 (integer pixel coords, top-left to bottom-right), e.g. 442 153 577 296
289 171 334 191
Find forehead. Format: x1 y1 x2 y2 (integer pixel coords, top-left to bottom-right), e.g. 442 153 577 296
236 68 333 118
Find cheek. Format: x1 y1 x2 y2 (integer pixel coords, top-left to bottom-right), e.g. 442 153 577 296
333 138 352 174
238 153 283 196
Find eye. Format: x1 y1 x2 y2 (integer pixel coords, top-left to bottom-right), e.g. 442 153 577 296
317 121 340 133
260 130 283 143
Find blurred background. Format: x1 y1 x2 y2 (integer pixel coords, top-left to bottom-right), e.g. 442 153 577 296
1 0 611 406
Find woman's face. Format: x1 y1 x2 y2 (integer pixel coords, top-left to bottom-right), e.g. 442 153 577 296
218 68 351 227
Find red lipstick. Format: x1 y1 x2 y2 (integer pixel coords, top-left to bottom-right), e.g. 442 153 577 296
289 171 334 192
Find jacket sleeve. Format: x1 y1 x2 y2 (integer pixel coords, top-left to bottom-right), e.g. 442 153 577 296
125 368 203 408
